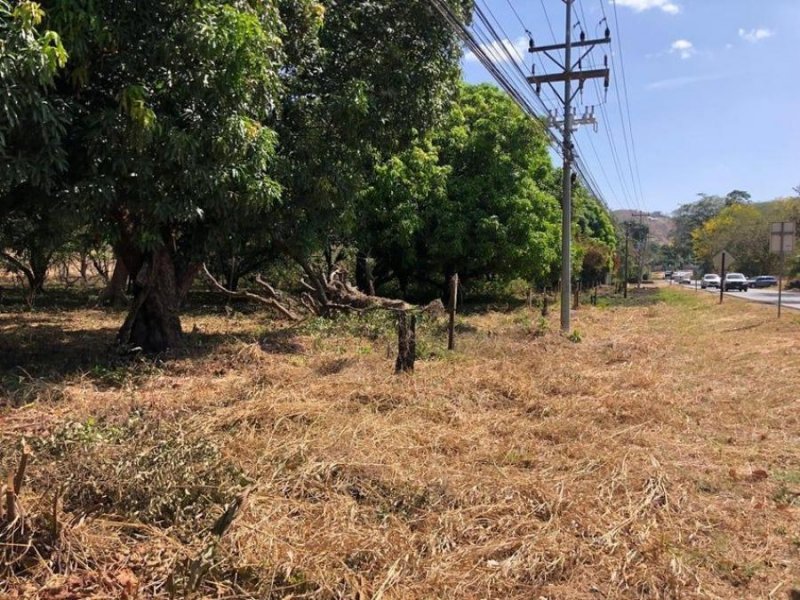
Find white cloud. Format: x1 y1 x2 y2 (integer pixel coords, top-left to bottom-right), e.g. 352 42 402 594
612 0 681 15
670 39 695 59
646 73 726 91
738 28 775 43
464 37 529 64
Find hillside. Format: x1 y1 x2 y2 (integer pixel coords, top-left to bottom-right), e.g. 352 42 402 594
613 210 675 245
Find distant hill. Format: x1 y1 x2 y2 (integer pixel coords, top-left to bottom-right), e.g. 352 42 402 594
612 210 675 246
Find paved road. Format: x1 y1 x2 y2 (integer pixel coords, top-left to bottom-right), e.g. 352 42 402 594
671 281 800 311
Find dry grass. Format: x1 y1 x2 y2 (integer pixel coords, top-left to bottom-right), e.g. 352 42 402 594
1 286 799 599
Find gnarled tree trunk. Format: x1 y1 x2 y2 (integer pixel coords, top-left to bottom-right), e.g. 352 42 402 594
117 246 197 352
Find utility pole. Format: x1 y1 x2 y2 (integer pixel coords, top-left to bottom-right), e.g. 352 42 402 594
528 1 611 332
631 211 648 288
623 222 630 299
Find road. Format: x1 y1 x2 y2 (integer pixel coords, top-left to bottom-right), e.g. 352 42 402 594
671 281 800 311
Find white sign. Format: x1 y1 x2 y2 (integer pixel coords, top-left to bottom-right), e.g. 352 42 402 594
770 222 796 254
713 250 735 271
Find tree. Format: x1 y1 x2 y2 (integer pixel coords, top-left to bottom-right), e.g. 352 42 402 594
692 203 773 275
0 1 69 295
725 189 751 206
38 0 286 351
359 84 562 297
672 194 725 261
268 0 471 294
0 0 67 196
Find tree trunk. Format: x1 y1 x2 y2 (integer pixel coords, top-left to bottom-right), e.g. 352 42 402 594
395 312 416 373
226 270 240 292
117 247 184 352
355 251 375 295
29 250 50 294
98 259 129 307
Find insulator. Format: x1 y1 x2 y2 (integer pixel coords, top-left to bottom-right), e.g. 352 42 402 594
604 55 608 67
531 63 536 75
605 27 611 39
529 38 535 52
580 31 586 42
536 83 542 95
578 59 582 70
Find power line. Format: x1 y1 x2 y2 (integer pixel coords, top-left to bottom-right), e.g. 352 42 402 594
575 0 636 211
428 0 610 210
611 0 647 210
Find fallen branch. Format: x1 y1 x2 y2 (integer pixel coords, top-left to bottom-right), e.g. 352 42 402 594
202 264 300 321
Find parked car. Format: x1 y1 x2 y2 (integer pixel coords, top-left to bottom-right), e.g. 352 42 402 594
664 270 673 279
701 274 721 289
751 275 778 288
674 271 693 285
723 273 749 292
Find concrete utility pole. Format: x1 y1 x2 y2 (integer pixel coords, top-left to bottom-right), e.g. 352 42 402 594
623 222 630 299
631 211 648 288
528 1 611 332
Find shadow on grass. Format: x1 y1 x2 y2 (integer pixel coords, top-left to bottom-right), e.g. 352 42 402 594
0 293 277 407
596 287 664 308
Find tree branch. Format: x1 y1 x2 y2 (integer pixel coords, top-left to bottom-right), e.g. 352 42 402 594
202 264 300 321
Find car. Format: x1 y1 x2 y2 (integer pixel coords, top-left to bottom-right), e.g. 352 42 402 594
701 274 721 289
723 272 748 292
752 275 778 288
664 270 673 279
674 271 693 285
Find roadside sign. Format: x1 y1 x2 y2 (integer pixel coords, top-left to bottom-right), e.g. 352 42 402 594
770 222 796 318
713 250 735 272
770 222 796 254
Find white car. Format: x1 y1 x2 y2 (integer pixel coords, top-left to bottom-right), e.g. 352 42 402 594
723 273 749 292
701 274 721 289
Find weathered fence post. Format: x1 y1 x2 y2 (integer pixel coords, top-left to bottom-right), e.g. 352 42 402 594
448 274 458 351
542 293 549 317
395 312 416 373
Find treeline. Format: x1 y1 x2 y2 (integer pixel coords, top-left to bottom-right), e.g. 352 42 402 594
1 1 616 351
659 189 800 275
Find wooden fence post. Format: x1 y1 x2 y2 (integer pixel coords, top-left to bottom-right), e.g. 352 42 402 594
448 274 458 351
395 312 416 373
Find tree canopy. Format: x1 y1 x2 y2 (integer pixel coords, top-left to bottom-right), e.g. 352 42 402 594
1 1 621 351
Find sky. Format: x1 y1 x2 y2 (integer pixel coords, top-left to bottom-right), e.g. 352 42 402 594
460 0 800 214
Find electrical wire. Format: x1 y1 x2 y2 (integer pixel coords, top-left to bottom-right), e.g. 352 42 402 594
611 0 647 210
427 0 611 209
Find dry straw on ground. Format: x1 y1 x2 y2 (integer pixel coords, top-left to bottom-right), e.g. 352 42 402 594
1 286 799 599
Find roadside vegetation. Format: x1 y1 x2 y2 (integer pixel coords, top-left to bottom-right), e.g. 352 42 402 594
3 2 799 599
2 286 799 598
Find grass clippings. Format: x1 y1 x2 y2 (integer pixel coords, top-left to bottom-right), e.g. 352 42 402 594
1 286 799 599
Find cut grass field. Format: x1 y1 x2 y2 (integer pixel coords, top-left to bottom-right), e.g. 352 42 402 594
1 286 799 599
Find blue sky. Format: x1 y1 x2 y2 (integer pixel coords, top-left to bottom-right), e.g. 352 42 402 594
461 0 800 214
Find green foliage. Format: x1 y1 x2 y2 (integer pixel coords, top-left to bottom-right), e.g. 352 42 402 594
360 83 562 295
270 0 470 260
45 0 285 243
692 203 770 275
0 0 68 194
